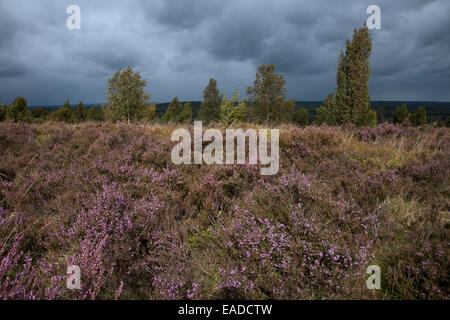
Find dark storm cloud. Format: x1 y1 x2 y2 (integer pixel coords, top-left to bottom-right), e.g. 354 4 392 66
142 0 226 30
0 63 30 78
0 0 449 105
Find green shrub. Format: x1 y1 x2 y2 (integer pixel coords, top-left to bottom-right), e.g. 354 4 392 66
6 97 30 122
293 109 309 126
393 104 409 124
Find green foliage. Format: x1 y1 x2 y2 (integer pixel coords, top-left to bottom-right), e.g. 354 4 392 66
335 26 374 126
30 107 48 121
177 102 193 123
393 104 409 124
358 109 377 128
335 51 351 124
293 109 309 126
51 100 72 122
315 106 328 126
198 78 222 123
246 64 293 123
315 93 336 125
6 97 30 122
162 97 183 122
86 105 103 122
72 102 87 123
409 113 417 126
0 104 6 121
105 66 150 123
141 103 157 122
187 227 212 249
279 100 295 123
220 90 247 125
410 106 427 126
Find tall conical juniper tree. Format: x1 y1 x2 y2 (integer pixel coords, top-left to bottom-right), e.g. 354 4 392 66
198 78 222 123
72 101 86 123
415 106 427 126
335 26 375 126
177 102 193 123
162 96 183 122
335 49 351 124
393 104 409 124
316 93 337 125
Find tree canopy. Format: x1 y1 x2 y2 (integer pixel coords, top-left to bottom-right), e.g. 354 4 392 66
335 26 375 126
106 66 150 123
50 100 72 122
162 97 183 122
393 104 409 124
177 102 193 123
6 97 29 122
72 101 86 123
315 93 337 125
246 64 294 123
220 90 247 125
198 78 222 123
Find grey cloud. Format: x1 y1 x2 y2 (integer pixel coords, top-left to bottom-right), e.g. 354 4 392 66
142 0 226 30
0 64 30 78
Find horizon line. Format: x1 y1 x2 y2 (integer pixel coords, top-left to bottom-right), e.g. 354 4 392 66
25 100 450 107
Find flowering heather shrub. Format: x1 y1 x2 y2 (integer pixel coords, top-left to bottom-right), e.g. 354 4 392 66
377 198 449 299
0 121 448 299
212 208 292 299
68 180 185 299
357 123 404 142
0 208 63 299
287 203 377 299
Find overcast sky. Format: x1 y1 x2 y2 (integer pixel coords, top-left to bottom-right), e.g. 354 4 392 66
0 0 449 106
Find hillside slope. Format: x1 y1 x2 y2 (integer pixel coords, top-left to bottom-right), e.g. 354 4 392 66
0 122 448 299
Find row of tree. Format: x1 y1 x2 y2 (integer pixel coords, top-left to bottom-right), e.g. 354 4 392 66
0 98 104 123
0 96 439 127
393 104 427 126
1 25 441 127
101 64 297 125
102 26 377 126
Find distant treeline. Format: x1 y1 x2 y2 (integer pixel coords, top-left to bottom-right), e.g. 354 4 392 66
153 101 450 124
29 100 450 124
0 99 104 124
18 101 449 124
2 97 448 128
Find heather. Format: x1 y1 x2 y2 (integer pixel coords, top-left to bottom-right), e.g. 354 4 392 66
0 121 448 300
